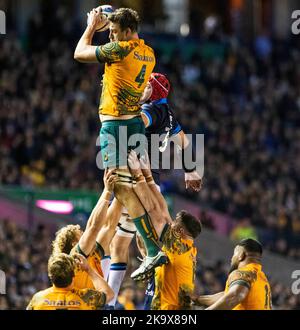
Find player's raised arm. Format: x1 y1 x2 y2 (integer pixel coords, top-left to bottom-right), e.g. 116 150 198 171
128 151 170 235
74 9 102 63
139 153 172 224
77 170 118 256
127 151 157 215
95 198 123 257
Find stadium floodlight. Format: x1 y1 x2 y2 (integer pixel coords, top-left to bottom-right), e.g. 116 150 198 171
36 200 74 215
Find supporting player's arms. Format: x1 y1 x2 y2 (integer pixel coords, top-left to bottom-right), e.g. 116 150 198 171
191 292 224 307
140 153 172 224
95 198 123 253
128 151 169 234
78 170 118 256
205 285 249 310
74 9 101 63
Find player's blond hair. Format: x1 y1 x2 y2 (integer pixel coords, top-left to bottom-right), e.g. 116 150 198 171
52 224 81 255
48 253 75 288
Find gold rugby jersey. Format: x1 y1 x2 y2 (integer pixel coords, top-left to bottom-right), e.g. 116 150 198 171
96 39 156 116
70 243 104 290
224 263 272 310
26 286 106 310
151 226 197 310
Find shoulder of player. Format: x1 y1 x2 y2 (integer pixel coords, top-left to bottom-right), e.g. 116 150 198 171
143 43 155 55
228 269 257 289
99 41 135 57
72 288 106 309
141 103 155 112
32 287 53 301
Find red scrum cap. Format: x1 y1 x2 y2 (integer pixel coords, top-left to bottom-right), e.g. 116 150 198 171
149 73 171 101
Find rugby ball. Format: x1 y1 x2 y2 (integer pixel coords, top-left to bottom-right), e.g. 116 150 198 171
87 5 114 32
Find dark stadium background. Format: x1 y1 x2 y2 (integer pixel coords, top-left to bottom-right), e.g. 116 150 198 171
0 0 299 309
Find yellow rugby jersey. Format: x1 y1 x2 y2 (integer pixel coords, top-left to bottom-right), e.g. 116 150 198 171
26 286 106 310
151 226 197 310
225 263 272 310
70 243 104 290
96 39 156 116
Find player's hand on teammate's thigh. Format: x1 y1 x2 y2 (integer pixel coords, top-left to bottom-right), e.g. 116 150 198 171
140 152 152 177
103 169 119 192
128 150 142 176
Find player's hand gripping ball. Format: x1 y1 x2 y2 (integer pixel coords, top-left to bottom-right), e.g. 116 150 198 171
87 5 114 32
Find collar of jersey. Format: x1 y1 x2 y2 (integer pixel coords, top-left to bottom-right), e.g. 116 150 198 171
52 285 69 292
152 98 168 105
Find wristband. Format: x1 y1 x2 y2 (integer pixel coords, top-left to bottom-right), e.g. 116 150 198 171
135 175 145 184
145 175 155 185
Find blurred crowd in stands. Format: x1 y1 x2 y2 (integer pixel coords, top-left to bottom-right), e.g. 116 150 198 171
0 219 299 310
1 7 299 259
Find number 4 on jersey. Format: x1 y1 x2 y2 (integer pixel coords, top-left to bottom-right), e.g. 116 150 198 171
135 65 147 88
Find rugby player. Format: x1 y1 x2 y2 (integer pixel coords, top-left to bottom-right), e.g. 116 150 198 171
127 151 202 310
191 239 272 310
51 169 121 290
106 73 202 307
26 253 113 310
74 8 166 277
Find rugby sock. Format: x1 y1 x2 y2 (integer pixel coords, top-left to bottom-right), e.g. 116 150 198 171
101 256 111 281
133 214 160 257
159 223 170 243
108 263 127 307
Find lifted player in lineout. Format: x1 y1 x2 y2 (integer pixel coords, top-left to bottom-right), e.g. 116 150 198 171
74 8 168 277
106 73 203 308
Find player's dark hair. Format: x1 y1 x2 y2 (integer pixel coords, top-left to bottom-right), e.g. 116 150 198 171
177 210 202 239
48 253 75 288
237 239 263 255
109 8 140 32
